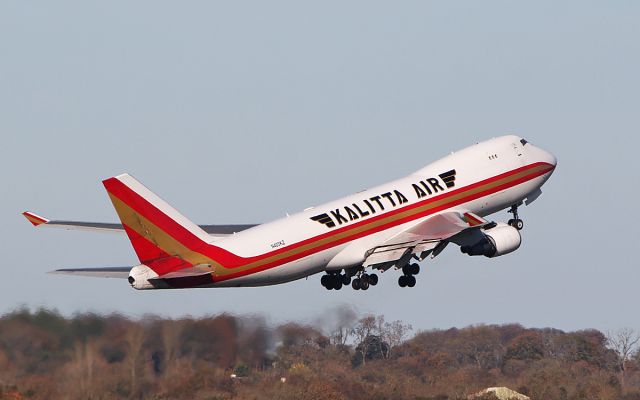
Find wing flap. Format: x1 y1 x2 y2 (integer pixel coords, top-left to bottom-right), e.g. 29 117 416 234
363 211 489 266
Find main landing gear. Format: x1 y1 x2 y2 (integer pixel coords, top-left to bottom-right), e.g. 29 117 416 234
320 271 351 290
320 269 378 291
352 272 378 291
398 263 419 288
507 204 524 230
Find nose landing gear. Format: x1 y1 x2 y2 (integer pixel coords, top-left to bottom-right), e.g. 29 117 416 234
507 204 524 230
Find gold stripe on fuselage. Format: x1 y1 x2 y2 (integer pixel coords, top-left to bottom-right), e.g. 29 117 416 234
112 164 550 278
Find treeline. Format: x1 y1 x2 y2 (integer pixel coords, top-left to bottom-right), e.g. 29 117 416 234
0 308 639 400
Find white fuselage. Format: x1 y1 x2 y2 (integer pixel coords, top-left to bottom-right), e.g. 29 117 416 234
210 135 556 287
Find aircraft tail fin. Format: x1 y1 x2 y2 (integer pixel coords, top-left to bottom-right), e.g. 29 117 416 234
102 174 213 275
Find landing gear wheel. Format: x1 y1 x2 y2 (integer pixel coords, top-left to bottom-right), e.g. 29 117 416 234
508 218 524 230
341 274 351 285
334 280 342 290
368 273 378 286
409 263 420 275
360 280 370 290
406 275 416 287
398 275 407 288
321 275 330 288
508 204 524 230
352 279 361 290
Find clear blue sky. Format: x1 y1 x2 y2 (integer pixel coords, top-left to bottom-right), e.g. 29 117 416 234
1 1 638 333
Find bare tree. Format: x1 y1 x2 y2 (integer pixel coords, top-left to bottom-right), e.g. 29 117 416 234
66 338 99 398
85 339 96 396
382 320 413 357
606 328 640 393
352 315 378 365
331 325 352 347
70 341 87 397
323 306 357 346
125 323 146 396
353 315 377 345
161 319 183 379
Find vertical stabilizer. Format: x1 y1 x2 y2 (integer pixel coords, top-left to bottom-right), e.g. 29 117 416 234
102 174 212 275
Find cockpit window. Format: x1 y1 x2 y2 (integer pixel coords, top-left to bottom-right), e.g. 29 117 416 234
520 138 528 145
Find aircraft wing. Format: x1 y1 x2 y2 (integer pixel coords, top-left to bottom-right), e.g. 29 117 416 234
22 211 258 236
363 211 489 267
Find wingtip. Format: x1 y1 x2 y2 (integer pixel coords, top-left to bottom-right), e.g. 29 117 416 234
23 211 50 227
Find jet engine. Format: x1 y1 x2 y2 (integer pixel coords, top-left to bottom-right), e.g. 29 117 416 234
460 223 521 258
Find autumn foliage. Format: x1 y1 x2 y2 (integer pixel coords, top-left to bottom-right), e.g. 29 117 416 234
0 308 639 400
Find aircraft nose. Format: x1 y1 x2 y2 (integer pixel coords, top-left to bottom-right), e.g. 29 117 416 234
544 149 557 169
528 141 557 169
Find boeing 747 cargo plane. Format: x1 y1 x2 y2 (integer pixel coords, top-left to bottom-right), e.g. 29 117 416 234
23 135 556 291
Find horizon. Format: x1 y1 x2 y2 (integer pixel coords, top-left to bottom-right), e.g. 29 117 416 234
0 304 629 338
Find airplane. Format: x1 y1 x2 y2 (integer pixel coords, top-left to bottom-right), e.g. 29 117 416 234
23 135 556 291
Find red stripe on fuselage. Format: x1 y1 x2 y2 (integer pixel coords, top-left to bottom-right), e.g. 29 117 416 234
105 162 554 281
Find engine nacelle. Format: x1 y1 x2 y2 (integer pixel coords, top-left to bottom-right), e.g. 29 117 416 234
460 223 521 258
128 264 160 290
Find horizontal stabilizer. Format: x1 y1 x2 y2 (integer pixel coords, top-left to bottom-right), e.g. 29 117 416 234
49 266 132 279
